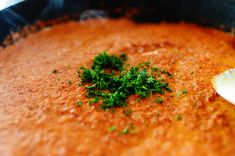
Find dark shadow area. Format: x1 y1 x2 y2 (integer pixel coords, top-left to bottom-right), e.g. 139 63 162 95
0 0 234 43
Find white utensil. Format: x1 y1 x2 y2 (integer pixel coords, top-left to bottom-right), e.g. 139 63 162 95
212 69 235 105
0 0 25 11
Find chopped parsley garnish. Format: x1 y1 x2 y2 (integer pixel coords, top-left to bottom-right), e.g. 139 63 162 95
108 126 116 132
136 98 141 102
156 111 161 117
151 67 173 78
119 53 128 61
176 92 182 98
123 108 133 117
175 114 182 121
120 127 129 134
176 89 188 98
182 89 188 94
66 79 72 85
78 51 172 109
89 96 99 104
75 101 83 106
120 124 139 134
91 51 124 70
155 97 164 104
145 61 151 67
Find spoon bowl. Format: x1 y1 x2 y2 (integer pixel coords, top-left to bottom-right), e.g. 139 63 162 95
212 69 235 105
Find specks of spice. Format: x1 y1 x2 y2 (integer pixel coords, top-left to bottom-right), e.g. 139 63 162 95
66 65 71 69
156 111 161 117
175 114 182 121
66 80 72 85
108 126 116 132
128 125 139 134
151 67 173 78
52 69 58 74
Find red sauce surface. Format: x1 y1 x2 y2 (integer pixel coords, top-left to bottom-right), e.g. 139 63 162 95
0 19 235 156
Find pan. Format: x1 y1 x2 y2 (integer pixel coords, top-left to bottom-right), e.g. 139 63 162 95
0 0 234 45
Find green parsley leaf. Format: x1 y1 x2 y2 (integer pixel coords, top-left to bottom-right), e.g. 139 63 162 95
175 114 182 121
123 109 133 117
145 61 151 67
136 98 141 102
79 52 172 109
120 124 139 134
182 89 188 94
89 96 99 104
120 53 128 61
176 89 188 98
66 80 72 85
108 126 116 132
75 101 83 106
120 127 129 134
176 92 182 98
156 111 161 117
128 124 139 134
155 97 164 104
92 51 124 71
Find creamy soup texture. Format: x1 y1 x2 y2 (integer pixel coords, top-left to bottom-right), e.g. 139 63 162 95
0 19 235 156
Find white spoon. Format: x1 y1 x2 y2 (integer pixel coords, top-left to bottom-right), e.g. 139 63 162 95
0 0 25 11
212 69 235 105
